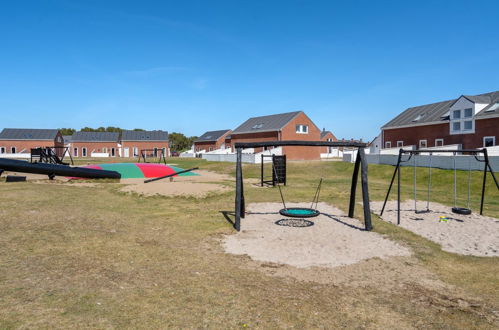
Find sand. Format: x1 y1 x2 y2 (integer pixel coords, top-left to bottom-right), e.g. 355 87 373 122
119 170 231 197
223 202 411 269
371 201 499 257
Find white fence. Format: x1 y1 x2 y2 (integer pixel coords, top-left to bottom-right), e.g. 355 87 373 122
365 154 499 172
202 147 282 164
0 153 30 159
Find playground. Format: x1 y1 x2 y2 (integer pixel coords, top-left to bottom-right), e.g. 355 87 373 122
0 155 498 328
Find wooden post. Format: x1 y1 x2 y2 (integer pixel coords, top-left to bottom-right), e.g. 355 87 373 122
348 150 361 218
358 148 373 231
235 148 243 231
261 154 264 187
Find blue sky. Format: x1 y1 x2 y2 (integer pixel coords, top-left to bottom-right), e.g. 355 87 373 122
1 0 498 140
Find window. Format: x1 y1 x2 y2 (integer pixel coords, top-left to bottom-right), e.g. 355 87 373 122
396 141 404 147
153 147 158 157
102 147 107 153
435 139 444 147
463 120 473 130
296 125 308 134
484 136 495 147
464 108 473 118
251 123 264 129
111 148 115 157
11 147 16 153
452 110 461 119
133 147 138 157
0 147 5 154
419 140 427 149
82 147 87 157
453 122 461 131
73 147 78 157
385 141 391 148
209 147 213 151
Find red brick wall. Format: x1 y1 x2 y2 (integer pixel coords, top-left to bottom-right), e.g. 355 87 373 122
0 133 64 154
194 141 217 152
71 142 119 157
280 112 322 160
382 117 499 149
121 141 169 157
229 131 279 154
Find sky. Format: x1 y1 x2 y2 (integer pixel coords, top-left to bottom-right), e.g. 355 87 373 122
0 0 498 140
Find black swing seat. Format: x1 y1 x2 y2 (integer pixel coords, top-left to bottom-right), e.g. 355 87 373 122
279 207 320 218
415 209 431 214
452 207 472 215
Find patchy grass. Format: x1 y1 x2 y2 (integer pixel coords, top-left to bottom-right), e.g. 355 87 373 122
0 158 497 328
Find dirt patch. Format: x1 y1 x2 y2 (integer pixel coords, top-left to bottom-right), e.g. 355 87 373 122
223 202 411 269
371 201 499 257
120 170 231 197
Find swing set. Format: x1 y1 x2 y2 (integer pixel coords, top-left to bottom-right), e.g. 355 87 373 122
233 140 373 231
380 148 499 225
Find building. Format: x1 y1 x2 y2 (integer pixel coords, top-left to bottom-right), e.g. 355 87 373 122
320 129 337 154
194 129 231 152
382 91 499 150
71 131 120 157
0 128 64 155
230 111 322 160
120 130 169 158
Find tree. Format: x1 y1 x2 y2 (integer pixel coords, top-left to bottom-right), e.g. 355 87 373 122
58 128 76 135
169 132 197 152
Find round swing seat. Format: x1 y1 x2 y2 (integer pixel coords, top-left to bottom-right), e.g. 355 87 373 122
452 207 472 215
279 207 320 218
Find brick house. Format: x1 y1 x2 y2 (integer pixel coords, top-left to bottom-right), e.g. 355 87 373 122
194 129 231 152
230 111 322 160
120 130 169 158
0 128 64 155
382 91 499 150
320 129 337 153
71 131 120 157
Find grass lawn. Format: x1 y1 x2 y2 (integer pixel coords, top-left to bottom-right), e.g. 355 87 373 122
0 158 498 328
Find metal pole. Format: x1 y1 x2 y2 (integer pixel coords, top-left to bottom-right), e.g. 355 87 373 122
348 150 361 218
454 152 457 208
414 153 417 211
397 157 401 225
427 153 432 211
380 150 402 216
480 149 488 215
358 148 373 231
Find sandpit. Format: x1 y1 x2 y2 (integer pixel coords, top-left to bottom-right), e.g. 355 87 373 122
223 202 411 269
120 170 231 197
371 201 499 257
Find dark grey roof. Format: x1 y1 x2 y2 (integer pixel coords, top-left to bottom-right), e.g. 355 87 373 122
71 131 120 142
382 91 499 129
121 130 169 141
232 111 302 134
0 128 59 140
195 129 231 142
62 135 72 143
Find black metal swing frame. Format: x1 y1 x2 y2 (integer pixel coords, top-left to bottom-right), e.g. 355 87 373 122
233 140 373 231
380 148 499 225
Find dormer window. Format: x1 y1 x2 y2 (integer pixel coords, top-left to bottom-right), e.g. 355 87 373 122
412 114 424 122
486 103 499 112
453 110 461 119
464 108 473 118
